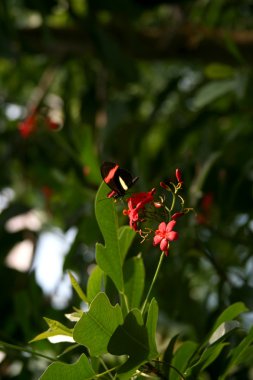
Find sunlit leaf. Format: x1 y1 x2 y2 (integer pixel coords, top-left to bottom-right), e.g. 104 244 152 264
30 318 73 343
118 226 136 262
209 320 240 345
68 271 88 303
87 265 104 303
211 302 248 334
39 354 96 380
95 182 124 291
73 292 123 356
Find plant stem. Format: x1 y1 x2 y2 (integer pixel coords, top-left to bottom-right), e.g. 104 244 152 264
0 341 57 362
120 291 130 314
141 251 165 315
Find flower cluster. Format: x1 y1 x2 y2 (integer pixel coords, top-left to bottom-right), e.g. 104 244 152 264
18 108 62 138
123 188 156 231
123 169 191 256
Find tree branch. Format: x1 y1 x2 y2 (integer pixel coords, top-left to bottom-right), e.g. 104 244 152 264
11 22 253 64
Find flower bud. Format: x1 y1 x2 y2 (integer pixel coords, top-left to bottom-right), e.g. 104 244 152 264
175 168 183 184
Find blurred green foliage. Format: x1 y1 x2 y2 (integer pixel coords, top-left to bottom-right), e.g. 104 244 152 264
1 0 253 378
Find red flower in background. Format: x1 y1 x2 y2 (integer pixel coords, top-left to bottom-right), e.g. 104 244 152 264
45 116 61 131
197 192 213 224
153 220 178 255
18 111 37 138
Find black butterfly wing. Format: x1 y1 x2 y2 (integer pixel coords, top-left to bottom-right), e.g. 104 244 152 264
101 162 139 198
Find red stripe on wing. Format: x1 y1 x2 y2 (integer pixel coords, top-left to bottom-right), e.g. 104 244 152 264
104 164 119 183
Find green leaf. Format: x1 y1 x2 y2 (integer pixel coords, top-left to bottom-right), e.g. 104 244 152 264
65 309 83 322
163 334 180 378
211 302 248 335
170 341 198 380
95 182 127 292
39 354 96 380
118 226 136 262
225 325 253 374
77 125 101 184
198 302 248 351
208 320 240 345
108 309 150 380
87 265 104 303
204 63 235 79
146 298 158 359
190 151 221 206
186 342 227 377
73 292 123 356
30 318 73 343
192 79 236 110
68 271 88 303
123 255 145 309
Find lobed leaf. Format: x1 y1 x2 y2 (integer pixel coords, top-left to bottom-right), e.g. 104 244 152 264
73 292 123 357
39 354 96 380
118 226 136 262
95 182 124 292
123 255 145 309
108 309 149 379
87 265 104 303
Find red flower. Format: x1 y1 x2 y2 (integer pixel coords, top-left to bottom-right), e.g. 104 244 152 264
45 116 61 131
18 111 37 138
41 186 53 199
153 220 178 255
123 189 156 231
196 192 213 224
201 192 213 212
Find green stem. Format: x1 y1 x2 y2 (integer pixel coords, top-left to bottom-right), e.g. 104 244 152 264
141 251 165 315
99 357 114 379
169 191 176 213
120 291 130 315
0 341 57 362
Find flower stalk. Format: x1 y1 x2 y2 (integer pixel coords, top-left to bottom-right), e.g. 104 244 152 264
141 251 165 315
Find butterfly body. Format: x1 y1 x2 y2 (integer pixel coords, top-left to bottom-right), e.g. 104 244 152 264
100 162 138 199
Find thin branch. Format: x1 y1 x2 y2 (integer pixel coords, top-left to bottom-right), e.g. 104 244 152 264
8 22 253 65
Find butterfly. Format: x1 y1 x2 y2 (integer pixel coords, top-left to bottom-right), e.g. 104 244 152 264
100 162 139 199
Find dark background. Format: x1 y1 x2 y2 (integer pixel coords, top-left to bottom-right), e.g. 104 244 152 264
1 0 253 378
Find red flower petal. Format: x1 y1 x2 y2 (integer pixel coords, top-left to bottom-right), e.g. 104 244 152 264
158 221 166 233
153 235 163 245
167 231 178 241
166 220 176 232
160 238 168 252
